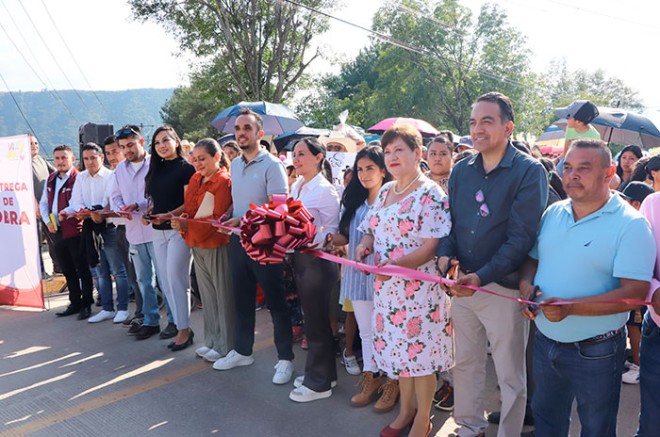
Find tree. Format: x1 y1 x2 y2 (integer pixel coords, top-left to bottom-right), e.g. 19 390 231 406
303 0 538 134
129 0 335 103
160 58 237 141
543 58 643 114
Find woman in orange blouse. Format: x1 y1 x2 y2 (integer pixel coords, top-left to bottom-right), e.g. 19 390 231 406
172 138 235 362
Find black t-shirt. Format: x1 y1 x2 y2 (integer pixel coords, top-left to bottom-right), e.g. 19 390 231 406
149 157 195 230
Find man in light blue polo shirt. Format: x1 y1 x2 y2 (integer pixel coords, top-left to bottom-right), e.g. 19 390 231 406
215 108 295 386
519 138 655 437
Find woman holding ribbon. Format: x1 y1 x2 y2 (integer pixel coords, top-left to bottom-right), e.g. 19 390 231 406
145 126 195 351
357 124 452 437
326 145 401 411
287 137 341 403
171 139 234 361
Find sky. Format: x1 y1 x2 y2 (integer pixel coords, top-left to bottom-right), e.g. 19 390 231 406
2 0 660 123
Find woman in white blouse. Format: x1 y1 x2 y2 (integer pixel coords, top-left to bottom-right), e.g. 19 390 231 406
288 137 341 403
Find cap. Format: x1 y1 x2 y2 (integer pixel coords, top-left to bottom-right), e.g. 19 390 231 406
457 136 473 148
622 181 654 203
555 101 599 124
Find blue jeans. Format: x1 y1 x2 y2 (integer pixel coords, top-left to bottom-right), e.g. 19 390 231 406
532 329 625 437
636 311 660 436
129 242 173 327
93 226 129 312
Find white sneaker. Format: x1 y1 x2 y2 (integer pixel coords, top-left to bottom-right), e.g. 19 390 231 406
195 346 211 358
88 310 115 323
113 310 129 324
293 375 337 388
343 350 361 376
212 349 254 370
622 364 640 384
289 385 332 402
203 350 223 363
273 360 295 385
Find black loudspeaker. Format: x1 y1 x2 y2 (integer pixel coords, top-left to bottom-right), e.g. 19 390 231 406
78 123 114 169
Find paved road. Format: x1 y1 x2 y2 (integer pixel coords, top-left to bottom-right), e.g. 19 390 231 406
0 294 641 436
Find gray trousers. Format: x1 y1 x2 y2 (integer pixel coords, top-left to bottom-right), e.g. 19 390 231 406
193 245 235 355
452 282 529 437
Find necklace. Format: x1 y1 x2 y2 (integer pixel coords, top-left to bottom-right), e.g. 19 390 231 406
393 172 422 195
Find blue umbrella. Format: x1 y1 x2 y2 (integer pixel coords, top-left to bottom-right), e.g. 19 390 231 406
273 127 331 151
556 107 660 148
210 101 304 135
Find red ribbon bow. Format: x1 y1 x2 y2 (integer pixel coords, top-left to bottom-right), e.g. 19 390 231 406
240 194 316 264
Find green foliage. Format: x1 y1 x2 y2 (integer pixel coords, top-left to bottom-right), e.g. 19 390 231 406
302 1 643 138
129 0 336 103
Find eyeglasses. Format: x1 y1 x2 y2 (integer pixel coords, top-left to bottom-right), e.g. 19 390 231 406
475 189 490 217
115 126 141 139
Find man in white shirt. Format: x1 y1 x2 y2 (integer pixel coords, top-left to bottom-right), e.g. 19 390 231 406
60 143 129 324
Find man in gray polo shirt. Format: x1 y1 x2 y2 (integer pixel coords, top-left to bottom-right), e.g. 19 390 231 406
215 108 295 386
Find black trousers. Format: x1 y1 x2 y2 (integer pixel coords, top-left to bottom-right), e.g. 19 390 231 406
38 221 61 274
292 252 339 392
116 225 142 317
53 232 93 308
229 235 293 360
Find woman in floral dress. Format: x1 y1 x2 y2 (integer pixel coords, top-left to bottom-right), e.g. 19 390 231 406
358 124 452 437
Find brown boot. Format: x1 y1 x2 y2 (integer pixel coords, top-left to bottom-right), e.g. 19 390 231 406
373 378 399 413
350 371 383 407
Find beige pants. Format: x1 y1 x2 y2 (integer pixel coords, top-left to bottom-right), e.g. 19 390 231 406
192 245 235 355
452 282 529 437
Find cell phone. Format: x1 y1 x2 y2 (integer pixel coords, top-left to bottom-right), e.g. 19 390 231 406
142 214 153 221
527 286 540 312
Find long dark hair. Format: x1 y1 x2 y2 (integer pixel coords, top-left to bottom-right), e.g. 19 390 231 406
145 125 183 198
339 146 392 237
195 138 230 170
295 137 332 183
616 145 643 179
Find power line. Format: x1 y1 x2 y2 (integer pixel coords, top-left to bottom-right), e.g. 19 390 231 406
0 0 56 90
0 17 82 125
281 0 548 93
0 68 39 139
539 0 660 32
16 0 91 110
39 0 106 110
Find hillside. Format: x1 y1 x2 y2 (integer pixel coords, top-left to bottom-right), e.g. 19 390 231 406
0 88 174 158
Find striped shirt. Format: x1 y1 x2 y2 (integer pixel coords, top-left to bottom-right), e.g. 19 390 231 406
340 201 375 302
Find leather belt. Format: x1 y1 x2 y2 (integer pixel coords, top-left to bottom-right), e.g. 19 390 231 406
550 328 624 347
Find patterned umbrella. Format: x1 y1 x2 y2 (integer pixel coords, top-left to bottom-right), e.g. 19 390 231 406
211 101 304 136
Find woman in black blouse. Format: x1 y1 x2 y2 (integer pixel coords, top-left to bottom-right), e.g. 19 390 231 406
145 126 196 351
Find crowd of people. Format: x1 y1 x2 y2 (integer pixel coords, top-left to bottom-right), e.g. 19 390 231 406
30 92 660 437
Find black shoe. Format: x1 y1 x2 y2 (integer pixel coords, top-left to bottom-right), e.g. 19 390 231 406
56 305 79 317
159 322 178 339
127 319 143 335
135 325 160 340
167 341 175 349
171 331 194 352
433 380 454 411
77 306 92 320
487 411 534 427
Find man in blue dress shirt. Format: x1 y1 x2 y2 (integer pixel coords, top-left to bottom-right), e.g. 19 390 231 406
437 92 548 437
